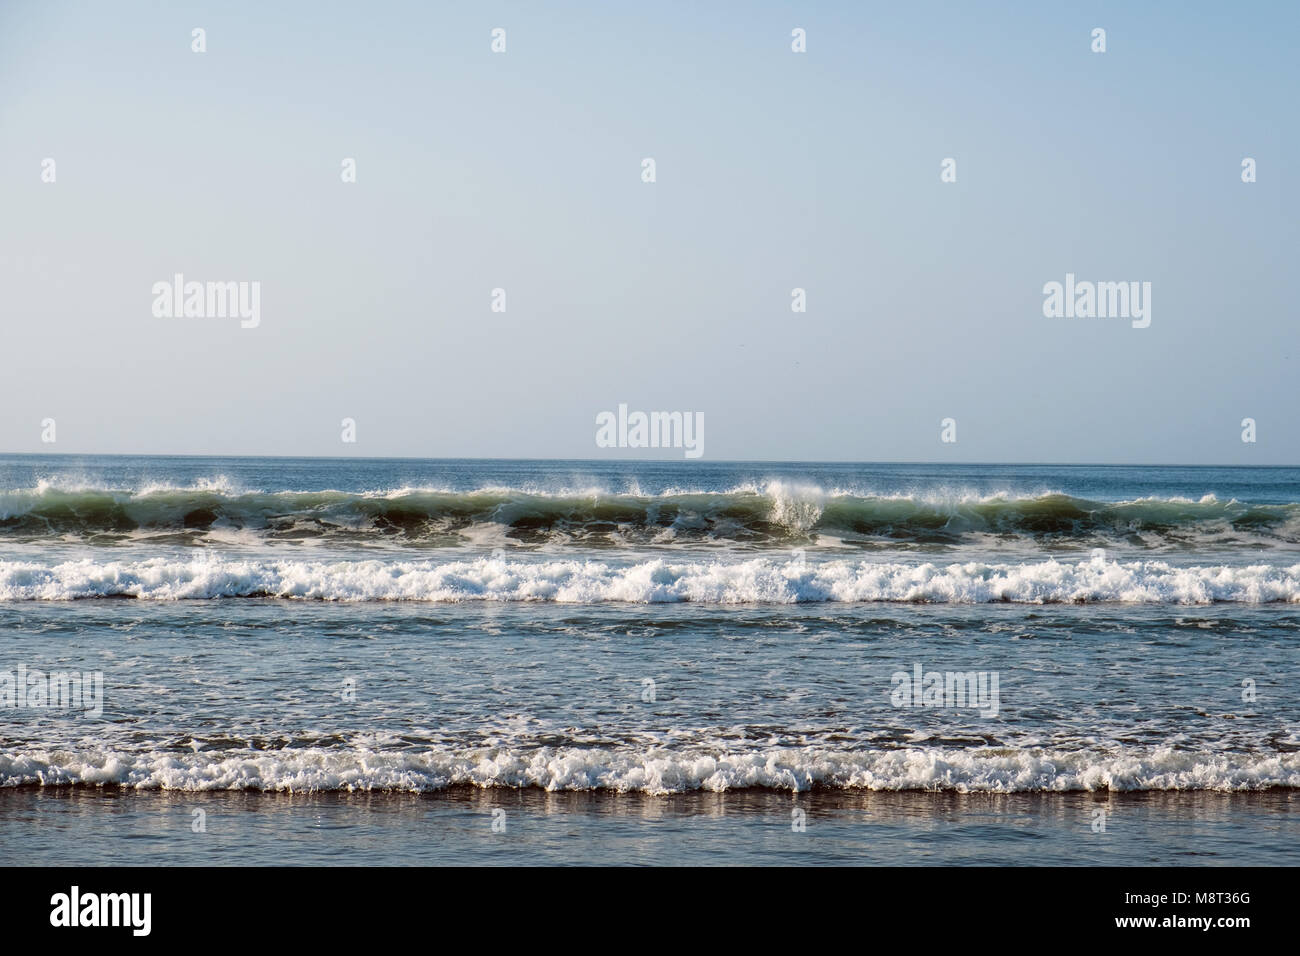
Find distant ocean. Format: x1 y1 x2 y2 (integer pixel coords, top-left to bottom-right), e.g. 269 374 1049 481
3 455 1298 865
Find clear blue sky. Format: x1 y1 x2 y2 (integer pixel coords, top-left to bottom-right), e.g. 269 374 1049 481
1 0 1295 463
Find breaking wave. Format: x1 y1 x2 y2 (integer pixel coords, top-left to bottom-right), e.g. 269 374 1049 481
2 481 1298 548
2 554 1298 603
2 745 1296 793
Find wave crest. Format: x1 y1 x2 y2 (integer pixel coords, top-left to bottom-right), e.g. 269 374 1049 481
2 554 1298 603
1 484 1298 548
3 745 1296 793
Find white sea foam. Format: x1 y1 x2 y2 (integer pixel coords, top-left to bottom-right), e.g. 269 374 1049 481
763 480 827 533
2 745 1295 793
0 555 1298 603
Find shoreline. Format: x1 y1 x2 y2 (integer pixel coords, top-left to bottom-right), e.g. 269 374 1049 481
5 787 1297 866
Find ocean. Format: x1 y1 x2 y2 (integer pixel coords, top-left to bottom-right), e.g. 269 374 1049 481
2 455 1298 865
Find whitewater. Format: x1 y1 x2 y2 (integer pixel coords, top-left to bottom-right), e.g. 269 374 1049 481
1 553 1298 603
3 456 1298 816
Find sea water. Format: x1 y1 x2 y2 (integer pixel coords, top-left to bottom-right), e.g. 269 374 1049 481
2 456 1297 864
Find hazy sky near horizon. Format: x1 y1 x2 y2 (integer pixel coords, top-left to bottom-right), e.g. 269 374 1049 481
1 0 1296 464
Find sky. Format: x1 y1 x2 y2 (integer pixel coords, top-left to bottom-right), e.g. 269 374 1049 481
1 0 1296 463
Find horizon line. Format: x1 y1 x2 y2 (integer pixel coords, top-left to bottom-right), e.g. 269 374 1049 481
1 451 1296 469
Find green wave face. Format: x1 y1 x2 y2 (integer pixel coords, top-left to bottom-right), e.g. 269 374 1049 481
1 486 1298 547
